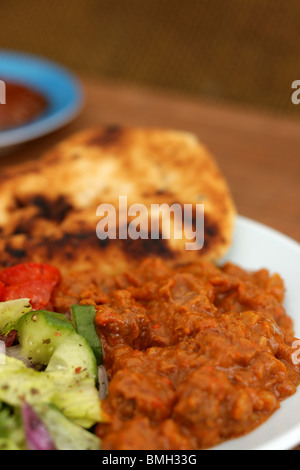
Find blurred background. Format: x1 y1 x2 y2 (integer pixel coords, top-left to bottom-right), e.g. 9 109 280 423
0 0 300 118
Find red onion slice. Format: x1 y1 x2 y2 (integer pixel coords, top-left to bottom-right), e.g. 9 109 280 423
98 365 109 400
22 402 56 450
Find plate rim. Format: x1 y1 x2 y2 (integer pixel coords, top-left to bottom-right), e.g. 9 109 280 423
232 215 300 251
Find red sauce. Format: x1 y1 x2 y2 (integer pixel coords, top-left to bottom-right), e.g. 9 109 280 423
0 82 48 131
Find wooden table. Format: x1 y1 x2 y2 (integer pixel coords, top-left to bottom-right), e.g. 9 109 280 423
1 76 299 243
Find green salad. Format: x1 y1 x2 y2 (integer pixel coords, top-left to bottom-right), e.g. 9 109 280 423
0 299 106 450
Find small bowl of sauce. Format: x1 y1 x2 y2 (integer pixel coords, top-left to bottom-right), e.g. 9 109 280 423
0 50 83 149
0 82 48 131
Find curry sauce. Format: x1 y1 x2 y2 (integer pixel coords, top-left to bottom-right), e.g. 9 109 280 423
53 258 300 450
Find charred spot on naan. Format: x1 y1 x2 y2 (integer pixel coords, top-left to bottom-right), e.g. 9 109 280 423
30 195 73 222
184 205 227 256
14 194 73 223
202 214 226 257
85 125 124 147
121 237 175 260
4 243 27 262
0 227 175 276
0 193 74 239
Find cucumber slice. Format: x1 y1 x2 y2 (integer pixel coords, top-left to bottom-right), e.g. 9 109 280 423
70 305 103 365
0 299 32 335
17 310 74 365
17 310 98 382
0 357 102 428
46 333 98 382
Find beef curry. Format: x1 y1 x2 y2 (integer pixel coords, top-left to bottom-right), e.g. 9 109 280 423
52 257 300 450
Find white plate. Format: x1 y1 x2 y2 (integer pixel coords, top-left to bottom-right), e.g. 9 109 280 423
213 215 300 450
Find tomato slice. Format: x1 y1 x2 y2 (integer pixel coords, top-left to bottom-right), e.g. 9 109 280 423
0 263 61 310
0 281 5 301
0 263 60 286
3 280 56 311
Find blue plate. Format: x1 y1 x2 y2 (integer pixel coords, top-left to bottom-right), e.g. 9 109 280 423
0 50 84 148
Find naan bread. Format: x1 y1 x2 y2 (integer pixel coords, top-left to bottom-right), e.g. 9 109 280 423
0 126 236 274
